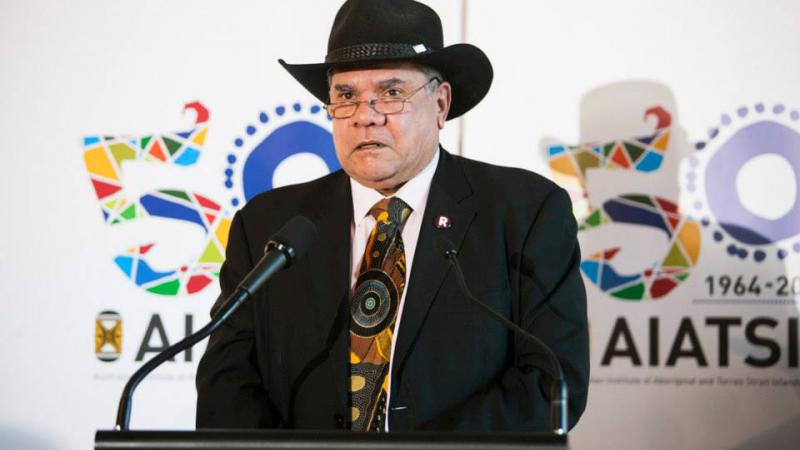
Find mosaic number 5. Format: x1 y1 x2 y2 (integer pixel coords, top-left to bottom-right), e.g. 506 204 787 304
82 102 231 296
548 106 701 301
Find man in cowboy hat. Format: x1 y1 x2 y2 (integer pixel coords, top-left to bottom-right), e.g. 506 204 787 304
197 0 589 432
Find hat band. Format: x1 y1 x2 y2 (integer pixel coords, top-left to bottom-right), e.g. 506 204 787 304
325 43 434 63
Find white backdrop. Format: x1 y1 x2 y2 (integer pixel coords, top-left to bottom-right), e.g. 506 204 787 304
1 1 799 449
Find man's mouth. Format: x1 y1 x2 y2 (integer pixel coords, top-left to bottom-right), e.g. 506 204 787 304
355 140 387 150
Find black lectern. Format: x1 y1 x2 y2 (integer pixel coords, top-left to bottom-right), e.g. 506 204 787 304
94 430 567 450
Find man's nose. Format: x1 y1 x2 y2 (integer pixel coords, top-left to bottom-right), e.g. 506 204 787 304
352 100 386 127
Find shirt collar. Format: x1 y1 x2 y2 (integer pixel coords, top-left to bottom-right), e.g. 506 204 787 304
350 148 440 220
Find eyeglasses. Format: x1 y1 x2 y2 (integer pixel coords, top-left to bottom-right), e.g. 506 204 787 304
325 77 441 119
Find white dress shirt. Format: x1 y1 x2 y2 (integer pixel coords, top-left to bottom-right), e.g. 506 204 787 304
348 149 439 431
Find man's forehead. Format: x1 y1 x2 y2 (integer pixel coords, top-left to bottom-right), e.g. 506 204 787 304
330 63 426 88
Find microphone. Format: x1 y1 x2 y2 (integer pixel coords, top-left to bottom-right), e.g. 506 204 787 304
434 236 569 436
115 216 317 431
213 215 317 320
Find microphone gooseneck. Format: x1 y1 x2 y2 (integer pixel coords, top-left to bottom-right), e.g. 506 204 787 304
115 216 317 431
434 236 569 436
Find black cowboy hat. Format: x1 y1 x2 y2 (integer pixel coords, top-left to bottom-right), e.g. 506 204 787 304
278 0 493 120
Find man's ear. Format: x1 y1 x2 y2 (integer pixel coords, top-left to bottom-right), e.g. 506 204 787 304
436 81 452 129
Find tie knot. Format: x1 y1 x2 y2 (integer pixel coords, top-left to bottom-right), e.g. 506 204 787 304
368 197 412 226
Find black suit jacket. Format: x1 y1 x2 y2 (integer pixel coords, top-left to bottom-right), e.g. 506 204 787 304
196 149 589 431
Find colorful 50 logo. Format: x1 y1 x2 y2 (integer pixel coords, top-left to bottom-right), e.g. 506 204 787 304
82 101 338 296
549 101 800 301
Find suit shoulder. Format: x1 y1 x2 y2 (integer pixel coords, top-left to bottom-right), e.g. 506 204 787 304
237 169 347 220
452 154 562 204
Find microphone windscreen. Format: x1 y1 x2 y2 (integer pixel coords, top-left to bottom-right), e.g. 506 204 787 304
434 235 456 259
270 215 318 258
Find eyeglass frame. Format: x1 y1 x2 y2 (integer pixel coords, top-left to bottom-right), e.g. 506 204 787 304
324 77 442 120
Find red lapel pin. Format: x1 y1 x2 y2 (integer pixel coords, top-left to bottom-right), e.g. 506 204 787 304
434 215 451 229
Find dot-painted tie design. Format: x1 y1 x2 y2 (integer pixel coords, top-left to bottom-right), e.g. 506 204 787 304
348 197 412 431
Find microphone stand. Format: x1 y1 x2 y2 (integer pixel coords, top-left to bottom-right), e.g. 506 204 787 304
442 247 569 436
115 241 295 431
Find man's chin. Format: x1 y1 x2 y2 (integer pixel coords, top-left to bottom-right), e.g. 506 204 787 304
350 172 406 194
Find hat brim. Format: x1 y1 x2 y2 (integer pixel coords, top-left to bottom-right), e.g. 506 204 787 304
278 43 492 121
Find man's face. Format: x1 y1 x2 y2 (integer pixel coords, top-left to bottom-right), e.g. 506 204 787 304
328 63 451 194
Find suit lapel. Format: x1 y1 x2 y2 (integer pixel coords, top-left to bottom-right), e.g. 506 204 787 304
392 149 475 378
305 172 352 413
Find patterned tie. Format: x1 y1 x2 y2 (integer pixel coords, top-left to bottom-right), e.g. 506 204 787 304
348 197 412 431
